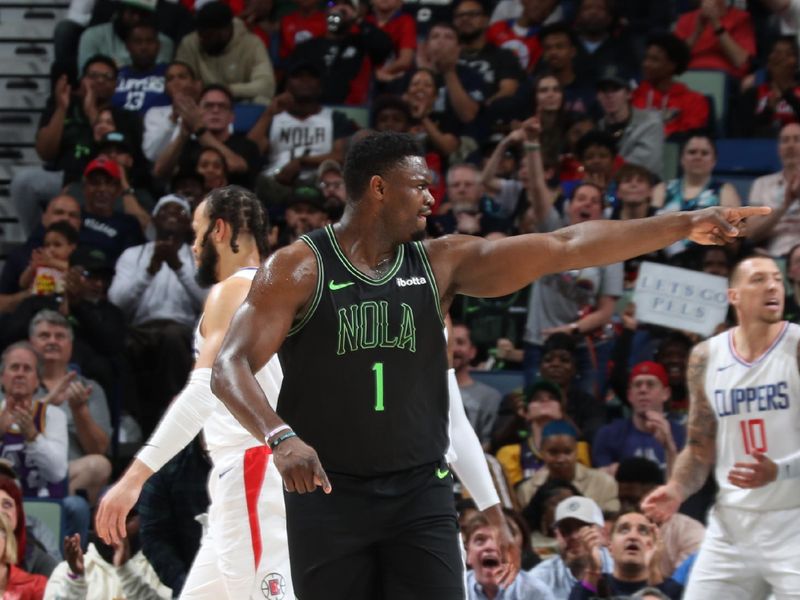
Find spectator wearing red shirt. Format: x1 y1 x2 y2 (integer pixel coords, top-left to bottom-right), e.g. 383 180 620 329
674 0 755 79
736 36 800 137
278 0 327 61
632 33 710 139
486 0 559 72
366 0 417 82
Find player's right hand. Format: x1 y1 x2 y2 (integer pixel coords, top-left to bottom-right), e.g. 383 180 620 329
641 482 682 525
273 436 332 494
95 480 142 545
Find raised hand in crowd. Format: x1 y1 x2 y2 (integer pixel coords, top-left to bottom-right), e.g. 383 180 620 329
577 523 605 587
11 401 37 442
55 74 71 112
80 77 98 126
64 534 85 577
175 96 203 135
148 236 183 276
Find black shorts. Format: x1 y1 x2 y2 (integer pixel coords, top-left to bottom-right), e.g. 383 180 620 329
284 459 464 600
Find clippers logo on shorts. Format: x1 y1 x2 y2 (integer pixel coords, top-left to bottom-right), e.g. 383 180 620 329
261 572 286 599
396 276 426 287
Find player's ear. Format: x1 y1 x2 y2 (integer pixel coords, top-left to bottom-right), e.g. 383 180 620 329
727 287 738 306
369 175 385 200
213 218 226 241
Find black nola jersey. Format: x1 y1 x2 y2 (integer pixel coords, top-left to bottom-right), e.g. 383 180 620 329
277 225 449 476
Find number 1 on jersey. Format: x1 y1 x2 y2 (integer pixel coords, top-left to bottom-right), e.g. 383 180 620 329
372 362 385 412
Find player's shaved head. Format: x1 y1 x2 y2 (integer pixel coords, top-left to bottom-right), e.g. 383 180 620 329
729 255 779 287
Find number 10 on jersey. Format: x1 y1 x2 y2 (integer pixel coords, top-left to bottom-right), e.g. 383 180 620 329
739 418 767 454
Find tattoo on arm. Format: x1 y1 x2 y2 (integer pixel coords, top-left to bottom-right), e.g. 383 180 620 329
672 342 717 499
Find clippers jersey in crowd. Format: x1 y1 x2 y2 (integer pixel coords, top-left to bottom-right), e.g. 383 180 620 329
193 267 283 464
705 321 800 511
277 225 449 476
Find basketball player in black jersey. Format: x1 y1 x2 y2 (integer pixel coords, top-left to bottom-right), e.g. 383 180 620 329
211 132 768 600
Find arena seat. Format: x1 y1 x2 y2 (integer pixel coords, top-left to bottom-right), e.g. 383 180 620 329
677 70 729 137
471 370 525 397
233 103 266 134
24 498 64 543
331 105 369 129
714 138 781 175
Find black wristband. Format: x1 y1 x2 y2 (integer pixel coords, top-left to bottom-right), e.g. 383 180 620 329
714 25 726 36
194 126 207 138
269 430 296 449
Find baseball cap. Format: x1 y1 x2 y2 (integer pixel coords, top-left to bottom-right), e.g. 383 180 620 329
152 194 192 217
596 65 631 90
542 419 578 441
196 1 233 29
286 59 322 79
98 131 132 154
287 185 326 212
317 159 342 181
629 361 669 388
555 496 604 528
523 379 562 404
83 156 121 180
120 0 157 11
70 247 115 277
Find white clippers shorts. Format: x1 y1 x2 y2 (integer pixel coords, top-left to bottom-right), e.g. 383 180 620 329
684 504 800 600
180 446 294 600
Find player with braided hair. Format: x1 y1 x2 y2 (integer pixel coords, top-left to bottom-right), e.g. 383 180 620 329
95 186 291 599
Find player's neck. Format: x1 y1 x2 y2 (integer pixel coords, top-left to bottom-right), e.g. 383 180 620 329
333 214 398 275
732 320 786 363
218 243 261 280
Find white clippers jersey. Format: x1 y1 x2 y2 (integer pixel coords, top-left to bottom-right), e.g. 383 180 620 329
705 322 800 511
194 268 284 463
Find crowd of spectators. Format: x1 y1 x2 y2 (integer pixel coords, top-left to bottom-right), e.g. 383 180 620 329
2 0 800 597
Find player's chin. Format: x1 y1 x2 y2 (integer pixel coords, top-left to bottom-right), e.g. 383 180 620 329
410 226 426 242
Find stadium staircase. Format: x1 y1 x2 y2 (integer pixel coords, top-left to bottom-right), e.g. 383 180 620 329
0 0 64 266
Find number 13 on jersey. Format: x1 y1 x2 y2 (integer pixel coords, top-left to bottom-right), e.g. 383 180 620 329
740 418 768 454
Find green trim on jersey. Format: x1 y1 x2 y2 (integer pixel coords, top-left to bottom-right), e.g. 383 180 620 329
413 241 445 327
325 225 405 285
288 235 325 336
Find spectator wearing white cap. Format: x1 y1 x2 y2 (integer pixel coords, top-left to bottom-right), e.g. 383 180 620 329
568 510 683 600
108 194 206 436
530 496 613 600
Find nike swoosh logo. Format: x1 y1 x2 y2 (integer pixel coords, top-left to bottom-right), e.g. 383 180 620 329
717 364 736 372
436 468 450 479
218 466 235 479
328 280 354 291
